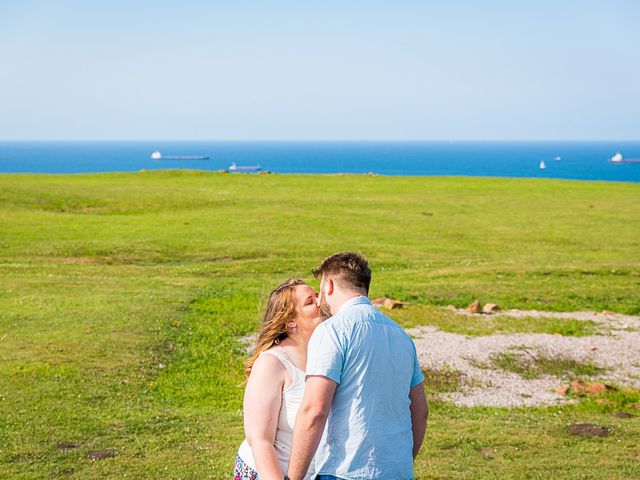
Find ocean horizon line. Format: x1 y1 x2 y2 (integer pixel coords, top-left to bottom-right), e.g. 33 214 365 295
2 139 640 144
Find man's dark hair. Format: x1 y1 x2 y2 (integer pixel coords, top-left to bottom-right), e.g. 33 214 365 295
312 252 371 294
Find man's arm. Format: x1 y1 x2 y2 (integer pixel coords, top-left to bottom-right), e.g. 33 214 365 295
287 375 337 480
409 381 429 459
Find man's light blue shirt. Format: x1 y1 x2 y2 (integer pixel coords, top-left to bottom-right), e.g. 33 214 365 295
306 296 424 480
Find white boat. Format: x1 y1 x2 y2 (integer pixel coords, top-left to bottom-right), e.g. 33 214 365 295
554 156 561 161
539 160 546 169
608 152 640 164
150 151 209 160
228 162 262 172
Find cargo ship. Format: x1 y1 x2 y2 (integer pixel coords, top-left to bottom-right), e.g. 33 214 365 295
609 152 640 164
150 151 209 160
228 162 262 172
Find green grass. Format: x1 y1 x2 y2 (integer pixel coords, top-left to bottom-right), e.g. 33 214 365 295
423 368 471 396
1 171 639 479
479 349 605 380
394 305 602 336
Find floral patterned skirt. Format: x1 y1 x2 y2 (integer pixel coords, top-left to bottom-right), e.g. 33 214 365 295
234 454 259 480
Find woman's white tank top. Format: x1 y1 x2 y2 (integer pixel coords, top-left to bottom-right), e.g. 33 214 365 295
237 349 315 479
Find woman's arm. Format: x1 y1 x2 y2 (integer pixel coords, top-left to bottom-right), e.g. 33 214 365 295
244 353 287 480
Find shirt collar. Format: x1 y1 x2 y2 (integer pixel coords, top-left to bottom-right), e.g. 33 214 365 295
337 295 371 314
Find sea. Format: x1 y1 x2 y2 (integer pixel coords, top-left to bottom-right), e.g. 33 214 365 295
1 141 640 183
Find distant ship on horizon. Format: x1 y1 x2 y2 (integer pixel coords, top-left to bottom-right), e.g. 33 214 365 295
609 152 640 164
228 162 262 173
150 151 209 161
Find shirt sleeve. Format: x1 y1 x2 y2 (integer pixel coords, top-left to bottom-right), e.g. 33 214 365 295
306 322 345 384
410 340 424 387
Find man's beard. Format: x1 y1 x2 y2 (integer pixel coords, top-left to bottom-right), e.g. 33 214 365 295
318 290 332 320
320 303 332 320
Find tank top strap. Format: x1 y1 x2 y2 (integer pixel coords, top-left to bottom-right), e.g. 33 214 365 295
261 348 297 378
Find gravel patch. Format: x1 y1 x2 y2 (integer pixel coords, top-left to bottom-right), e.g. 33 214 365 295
409 309 640 407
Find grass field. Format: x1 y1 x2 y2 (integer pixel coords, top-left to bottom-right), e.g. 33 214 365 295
1 171 639 479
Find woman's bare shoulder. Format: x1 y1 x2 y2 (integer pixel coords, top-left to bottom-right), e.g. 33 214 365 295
249 349 287 377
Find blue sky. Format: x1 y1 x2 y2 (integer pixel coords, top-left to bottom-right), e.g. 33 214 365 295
1 1 638 140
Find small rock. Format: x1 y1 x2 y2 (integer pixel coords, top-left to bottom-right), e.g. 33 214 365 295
86 450 117 460
570 379 586 394
555 386 569 396
384 298 406 309
613 412 635 419
586 382 607 395
587 346 598 352
446 305 457 311
467 300 482 314
482 303 500 314
371 298 386 307
372 297 407 309
567 423 610 437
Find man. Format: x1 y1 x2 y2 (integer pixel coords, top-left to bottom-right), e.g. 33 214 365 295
287 252 428 480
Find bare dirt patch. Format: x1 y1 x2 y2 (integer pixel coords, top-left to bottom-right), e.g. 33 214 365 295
56 442 80 451
613 412 636 419
86 450 117 460
567 423 610 437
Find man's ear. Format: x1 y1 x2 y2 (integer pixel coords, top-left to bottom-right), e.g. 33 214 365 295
326 278 335 296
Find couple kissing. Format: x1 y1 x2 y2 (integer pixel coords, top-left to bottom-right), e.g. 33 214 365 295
235 252 429 480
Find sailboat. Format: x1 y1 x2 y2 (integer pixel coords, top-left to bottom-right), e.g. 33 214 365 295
539 160 546 169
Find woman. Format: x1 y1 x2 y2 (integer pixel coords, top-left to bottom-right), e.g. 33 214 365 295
235 279 324 480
